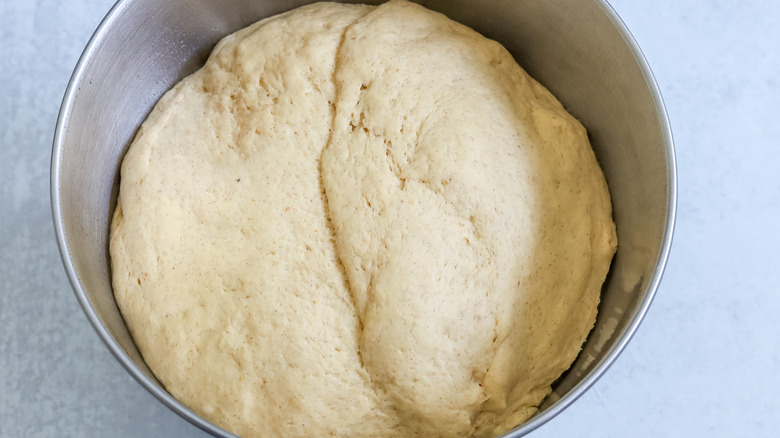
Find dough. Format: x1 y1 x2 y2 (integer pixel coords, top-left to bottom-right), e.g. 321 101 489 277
109 1 617 437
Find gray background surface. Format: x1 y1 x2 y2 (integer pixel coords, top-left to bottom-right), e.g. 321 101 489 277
1 0 778 436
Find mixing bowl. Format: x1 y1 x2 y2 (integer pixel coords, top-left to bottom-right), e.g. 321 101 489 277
51 0 676 436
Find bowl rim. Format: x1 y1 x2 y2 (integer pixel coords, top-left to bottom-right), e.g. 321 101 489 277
50 0 676 437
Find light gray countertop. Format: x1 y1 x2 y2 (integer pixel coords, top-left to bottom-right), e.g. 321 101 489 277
1 0 778 436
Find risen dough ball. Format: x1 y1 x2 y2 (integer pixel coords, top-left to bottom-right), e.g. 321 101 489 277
109 1 617 437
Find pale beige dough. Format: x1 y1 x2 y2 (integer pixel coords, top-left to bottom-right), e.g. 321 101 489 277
110 1 617 437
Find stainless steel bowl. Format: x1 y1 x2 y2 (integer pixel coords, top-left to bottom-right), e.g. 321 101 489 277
51 0 676 436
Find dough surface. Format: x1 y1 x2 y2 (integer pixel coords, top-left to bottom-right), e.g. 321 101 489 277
109 1 617 437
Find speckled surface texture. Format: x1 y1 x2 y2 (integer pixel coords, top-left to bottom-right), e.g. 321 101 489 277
1 0 778 436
